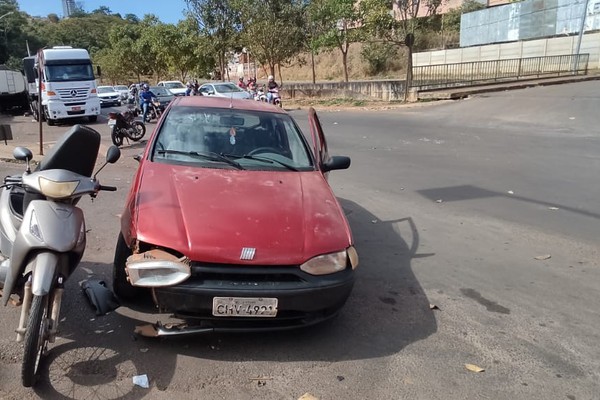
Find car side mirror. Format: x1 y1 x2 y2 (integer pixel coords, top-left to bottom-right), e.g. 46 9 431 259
133 154 142 162
322 156 351 172
106 146 121 164
207 90 214 95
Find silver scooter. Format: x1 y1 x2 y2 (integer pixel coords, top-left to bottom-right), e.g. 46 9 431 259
0 124 120 387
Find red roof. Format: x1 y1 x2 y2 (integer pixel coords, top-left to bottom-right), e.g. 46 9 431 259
173 96 287 114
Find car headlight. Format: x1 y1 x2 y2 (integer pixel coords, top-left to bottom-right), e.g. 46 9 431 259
38 177 79 199
300 248 356 276
126 249 191 287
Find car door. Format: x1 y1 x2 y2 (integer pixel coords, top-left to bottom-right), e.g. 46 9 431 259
307 107 331 178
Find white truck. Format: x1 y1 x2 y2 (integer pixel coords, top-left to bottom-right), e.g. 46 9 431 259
23 46 101 125
0 65 28 112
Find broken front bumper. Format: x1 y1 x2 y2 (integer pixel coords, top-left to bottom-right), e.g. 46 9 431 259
143 263 355 334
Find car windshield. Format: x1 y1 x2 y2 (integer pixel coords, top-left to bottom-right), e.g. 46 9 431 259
214 83 244 93
45 63 94 82
165 82 185 89
152 106 314 171
151 87 171 96
98 87 116 94
113 85 128 91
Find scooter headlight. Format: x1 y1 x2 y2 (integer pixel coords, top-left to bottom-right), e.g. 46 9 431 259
38 177 79 199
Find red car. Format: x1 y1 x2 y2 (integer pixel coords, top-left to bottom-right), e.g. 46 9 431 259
113 96 358 336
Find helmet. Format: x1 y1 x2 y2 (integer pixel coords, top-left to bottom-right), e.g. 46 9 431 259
143 84 149 90
239 77 244 81
268 75 274 81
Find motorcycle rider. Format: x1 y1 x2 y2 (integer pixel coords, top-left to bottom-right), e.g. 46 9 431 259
266 75 279 104
237 77 247 89
139 84 157 122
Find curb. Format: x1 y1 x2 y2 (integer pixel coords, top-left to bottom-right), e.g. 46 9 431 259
417 75 600 100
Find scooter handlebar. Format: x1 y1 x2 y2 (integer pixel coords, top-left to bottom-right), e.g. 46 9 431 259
98 185 117 192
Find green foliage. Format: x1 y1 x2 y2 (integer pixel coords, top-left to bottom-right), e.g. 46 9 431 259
361 42 398 75
308 0 365 82
235 0 306 78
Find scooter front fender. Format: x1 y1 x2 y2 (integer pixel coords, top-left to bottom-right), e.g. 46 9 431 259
2 200 84 306
31 251 58 296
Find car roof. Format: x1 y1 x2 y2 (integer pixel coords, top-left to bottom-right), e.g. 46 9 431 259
172 96 288 114
98 85 115 89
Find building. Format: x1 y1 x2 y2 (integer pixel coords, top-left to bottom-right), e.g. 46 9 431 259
62 0 78 17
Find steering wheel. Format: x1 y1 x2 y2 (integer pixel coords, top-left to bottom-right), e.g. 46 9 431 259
248 147 285 156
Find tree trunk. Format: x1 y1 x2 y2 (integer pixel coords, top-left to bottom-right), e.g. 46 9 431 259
342 50 349 83
269 63 276 78
311 50 316 84
277 64 283 86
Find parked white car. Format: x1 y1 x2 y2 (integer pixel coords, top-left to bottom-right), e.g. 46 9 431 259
156 80 187 96
97 86 122 107
113 85 129 100
198 82 253 100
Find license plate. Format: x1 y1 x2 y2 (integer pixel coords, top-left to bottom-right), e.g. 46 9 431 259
72 106 81 111
212 297 278 317
107 119 116 126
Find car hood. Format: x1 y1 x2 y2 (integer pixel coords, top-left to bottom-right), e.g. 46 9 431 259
133 163 352 265
98 92 119 97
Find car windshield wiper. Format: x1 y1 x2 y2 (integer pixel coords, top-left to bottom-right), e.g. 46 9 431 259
222 153 299 171
156 150 244 170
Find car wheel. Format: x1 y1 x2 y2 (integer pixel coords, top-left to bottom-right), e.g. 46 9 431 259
112 233 140 300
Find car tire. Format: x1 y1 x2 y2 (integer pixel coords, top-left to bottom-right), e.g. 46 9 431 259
112 233 140 300
88 115 98 123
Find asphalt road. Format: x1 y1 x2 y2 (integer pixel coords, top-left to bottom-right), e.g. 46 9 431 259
1 82 600 399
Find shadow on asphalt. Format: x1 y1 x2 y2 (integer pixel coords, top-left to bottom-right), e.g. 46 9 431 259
31 198 436 397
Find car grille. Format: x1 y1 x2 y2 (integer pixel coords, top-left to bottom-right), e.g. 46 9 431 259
57 87 89 100
189 262 307 284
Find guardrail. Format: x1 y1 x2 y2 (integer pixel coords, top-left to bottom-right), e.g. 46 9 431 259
411 54 589 91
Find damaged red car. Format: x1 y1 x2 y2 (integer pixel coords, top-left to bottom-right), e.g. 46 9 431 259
113 96 358 336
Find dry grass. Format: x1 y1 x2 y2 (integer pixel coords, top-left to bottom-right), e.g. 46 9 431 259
276 43 410 83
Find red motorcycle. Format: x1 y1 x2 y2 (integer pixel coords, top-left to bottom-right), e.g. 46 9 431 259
107 107 146 147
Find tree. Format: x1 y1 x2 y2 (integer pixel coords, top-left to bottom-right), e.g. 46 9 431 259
235 0 305 80
92 6 112 15
310 0 365 82
186 0 241 80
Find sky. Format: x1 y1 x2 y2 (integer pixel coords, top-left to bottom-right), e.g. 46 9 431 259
17 0 190 24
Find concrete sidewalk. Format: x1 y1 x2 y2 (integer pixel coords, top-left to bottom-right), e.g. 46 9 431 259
0 114 113 163
417 73 600 100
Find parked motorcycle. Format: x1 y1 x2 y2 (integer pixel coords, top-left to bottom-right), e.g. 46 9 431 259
270 88 282 108
108 107 146 147
255 87 267 102
0 125 121 387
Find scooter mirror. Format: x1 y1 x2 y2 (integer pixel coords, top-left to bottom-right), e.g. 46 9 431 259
106 146 121 164
13 147 33 162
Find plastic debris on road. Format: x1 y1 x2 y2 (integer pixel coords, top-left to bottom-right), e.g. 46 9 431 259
465 364 485 373
133 374 150 388
534 254 551 260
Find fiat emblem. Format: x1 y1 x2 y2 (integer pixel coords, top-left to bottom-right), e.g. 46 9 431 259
240 247 256 260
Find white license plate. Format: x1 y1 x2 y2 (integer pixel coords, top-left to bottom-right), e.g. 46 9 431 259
72 106 81 111
212 297 278 317
107 119 116 126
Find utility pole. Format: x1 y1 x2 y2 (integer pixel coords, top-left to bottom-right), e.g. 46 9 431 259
574 0 591 72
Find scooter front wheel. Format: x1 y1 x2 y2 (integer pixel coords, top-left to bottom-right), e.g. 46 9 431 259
111 125 124 147
126 121 146 141
22 294 49 387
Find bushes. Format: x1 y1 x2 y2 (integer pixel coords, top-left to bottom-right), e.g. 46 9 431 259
361 42 399 76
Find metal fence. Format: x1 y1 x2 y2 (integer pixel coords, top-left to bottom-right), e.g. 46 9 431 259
411 53 589 91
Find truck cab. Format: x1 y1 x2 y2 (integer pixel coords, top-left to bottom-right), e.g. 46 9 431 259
23 46 101 125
